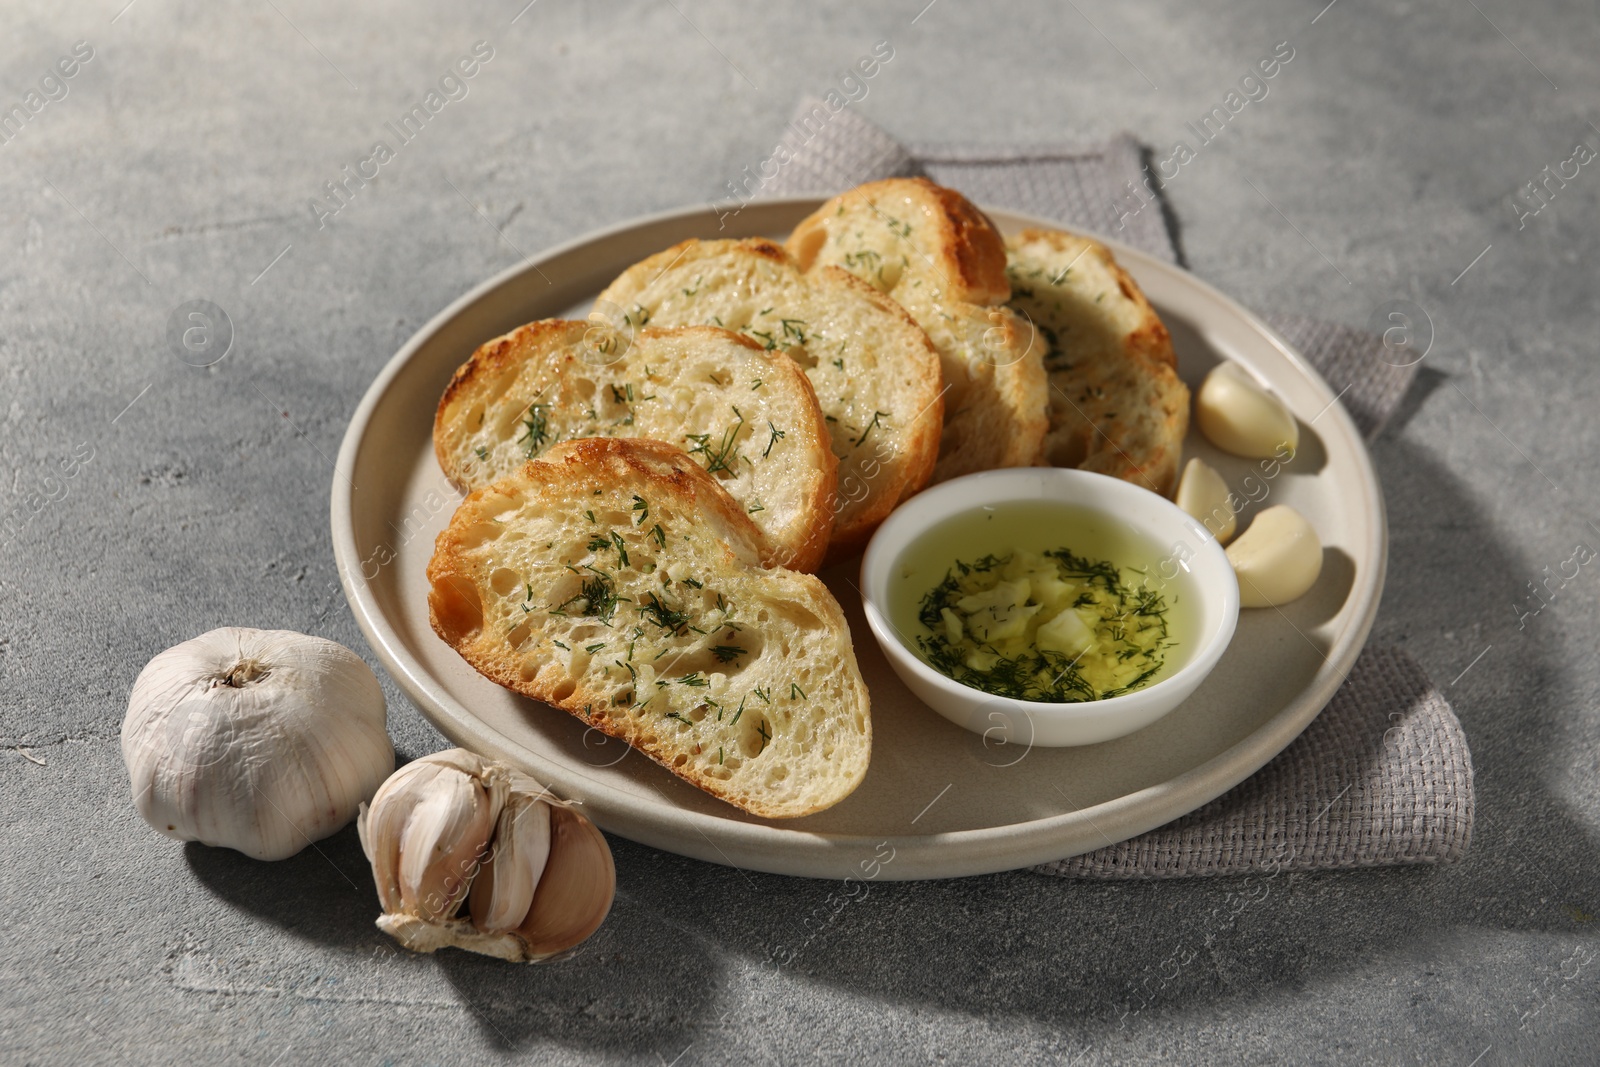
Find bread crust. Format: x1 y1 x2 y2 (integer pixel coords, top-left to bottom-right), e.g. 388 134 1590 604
433 319 837 572
427 438 871 818
785 178 1049 482
434 319 579 452
597 237 943 558
1013 228 1177 370
1006 227 1189 496
788 177 1012 306
813 264 942 519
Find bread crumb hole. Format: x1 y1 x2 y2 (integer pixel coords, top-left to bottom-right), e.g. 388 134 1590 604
490 568 521 596
773 602 822 629
506 622 531 649
784 346 817 370
738 712 771 759
484 494 523 522
460 521 504 550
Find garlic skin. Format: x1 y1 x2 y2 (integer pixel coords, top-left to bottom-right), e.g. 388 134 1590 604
1226 505 1324 607
359 749 615 963
468 790 552 934
121 628 394 861
1175 458 1237 544
1196 362 1299 459
364 751 503 921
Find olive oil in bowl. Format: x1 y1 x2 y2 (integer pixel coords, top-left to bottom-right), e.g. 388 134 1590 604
887 501 1198 703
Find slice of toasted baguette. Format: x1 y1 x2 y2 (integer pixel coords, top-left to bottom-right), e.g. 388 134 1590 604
785 177 1048 482
426 437 872 819
1004 228 1189 496
596 237 943 557
434 321 836 572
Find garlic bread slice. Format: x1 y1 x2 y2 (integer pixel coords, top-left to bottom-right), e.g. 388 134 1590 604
434 321 835 572
598 237 943 556
426 437 872 819
786 177 1049 482
1004 228 1189 496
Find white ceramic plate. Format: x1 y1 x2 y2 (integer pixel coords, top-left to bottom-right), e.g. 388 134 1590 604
332 200 1385 881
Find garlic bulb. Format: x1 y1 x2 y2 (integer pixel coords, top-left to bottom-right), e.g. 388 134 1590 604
358 749 615 962
121 627 394 861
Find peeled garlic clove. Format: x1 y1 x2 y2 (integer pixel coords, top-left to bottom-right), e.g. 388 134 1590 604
121 627 393 862
1035 607 1095 657
516 806 617 959
1175 457 1237 543
360 748 613 962
1196 362 1299 459
469 791 552 934
1226 505 1323 607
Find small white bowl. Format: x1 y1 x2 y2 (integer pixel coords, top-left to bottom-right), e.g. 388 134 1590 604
860 468 1239 747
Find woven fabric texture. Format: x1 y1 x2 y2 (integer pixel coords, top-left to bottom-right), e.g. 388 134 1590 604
1036 648 1474 878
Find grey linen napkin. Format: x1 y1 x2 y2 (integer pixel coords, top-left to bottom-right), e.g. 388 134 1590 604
759 99 1474 877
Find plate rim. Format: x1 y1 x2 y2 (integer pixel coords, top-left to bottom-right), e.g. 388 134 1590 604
331 197 1387 880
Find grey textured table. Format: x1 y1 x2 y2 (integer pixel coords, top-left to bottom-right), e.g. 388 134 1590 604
3 2 1597 1064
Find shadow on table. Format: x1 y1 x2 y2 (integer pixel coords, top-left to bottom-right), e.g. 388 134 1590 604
185 823 378 950
185 771 717 1057
587 432 1600 1045
429 884 718 1057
